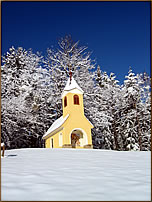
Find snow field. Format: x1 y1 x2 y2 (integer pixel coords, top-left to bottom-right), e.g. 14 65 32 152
1 148 151 201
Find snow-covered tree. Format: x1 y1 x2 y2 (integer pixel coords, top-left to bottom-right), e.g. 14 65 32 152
1 47 45 149
120 68 141 150
136 72 151 150
92 66 151 151
43 35 96 127
120 68 151 151
91 67 113 149
90 66 123 150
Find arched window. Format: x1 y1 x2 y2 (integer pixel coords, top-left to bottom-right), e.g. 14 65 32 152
74 95 79 105
64 96 67 107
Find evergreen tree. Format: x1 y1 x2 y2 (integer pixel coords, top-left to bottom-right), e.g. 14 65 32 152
1 47 45 148
120 68 151 151
91 66 122 150
136 72 151 150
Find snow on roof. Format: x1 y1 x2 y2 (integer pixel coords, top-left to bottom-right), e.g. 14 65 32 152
43 114 69 139
86 118 94 128
64 77 84 93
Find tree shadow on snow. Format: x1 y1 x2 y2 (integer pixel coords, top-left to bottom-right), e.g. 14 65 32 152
6 154 17 157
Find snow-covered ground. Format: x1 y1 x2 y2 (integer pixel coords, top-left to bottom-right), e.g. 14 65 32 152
1 148 151 201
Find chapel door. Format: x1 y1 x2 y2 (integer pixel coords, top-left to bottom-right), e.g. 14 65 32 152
71 133 80 148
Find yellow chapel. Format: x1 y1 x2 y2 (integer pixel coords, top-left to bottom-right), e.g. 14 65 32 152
42 75 94 149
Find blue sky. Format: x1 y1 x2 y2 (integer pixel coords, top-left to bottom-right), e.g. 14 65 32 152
2 1 150 84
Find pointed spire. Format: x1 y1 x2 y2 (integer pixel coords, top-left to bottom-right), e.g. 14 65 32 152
61 76 84 98
64 77 83 92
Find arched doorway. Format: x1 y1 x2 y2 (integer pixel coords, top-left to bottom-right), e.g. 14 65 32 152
70 129 88 148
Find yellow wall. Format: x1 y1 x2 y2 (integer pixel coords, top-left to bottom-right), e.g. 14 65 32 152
61 92 93 146
45 130 63 148
62 115 92 145
62 93 84 117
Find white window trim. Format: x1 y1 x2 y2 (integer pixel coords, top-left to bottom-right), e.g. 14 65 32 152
59 133 63 147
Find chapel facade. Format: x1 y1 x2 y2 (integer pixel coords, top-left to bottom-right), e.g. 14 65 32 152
42 75 93 149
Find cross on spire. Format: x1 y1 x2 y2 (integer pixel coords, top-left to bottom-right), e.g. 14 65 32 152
69 65 72 84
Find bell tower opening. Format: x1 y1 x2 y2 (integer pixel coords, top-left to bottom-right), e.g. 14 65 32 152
64 96 67 107
74 95 79 105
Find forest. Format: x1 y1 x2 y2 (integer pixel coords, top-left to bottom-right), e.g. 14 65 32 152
1 35 151 151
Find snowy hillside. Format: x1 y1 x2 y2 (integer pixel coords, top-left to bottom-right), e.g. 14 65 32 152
1 148 151 201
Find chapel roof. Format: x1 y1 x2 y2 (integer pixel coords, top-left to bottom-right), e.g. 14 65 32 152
62 77 84 98
42 114 69 139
